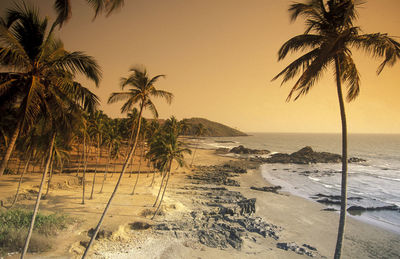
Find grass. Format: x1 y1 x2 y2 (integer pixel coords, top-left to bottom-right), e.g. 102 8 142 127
0 209 71 254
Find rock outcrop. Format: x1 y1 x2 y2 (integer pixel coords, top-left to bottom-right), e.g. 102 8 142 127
256 146 365 164
229 145 270 155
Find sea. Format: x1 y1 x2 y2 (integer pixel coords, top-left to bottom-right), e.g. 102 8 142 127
197 133 400 235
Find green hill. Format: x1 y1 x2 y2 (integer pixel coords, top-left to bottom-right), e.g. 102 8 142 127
181 118 248 137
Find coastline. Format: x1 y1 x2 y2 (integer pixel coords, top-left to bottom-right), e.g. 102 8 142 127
2 148 399 258
92 149 400 258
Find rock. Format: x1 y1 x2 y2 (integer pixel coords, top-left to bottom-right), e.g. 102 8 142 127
87 228 112 240
262 146 365 164
250 186 281 194
129 222 152 230
229 145 270 155
316 198 341 205
349 157 367 163
238 198 256 215
347 205 400 212
277 242 316 257
323 208 338 211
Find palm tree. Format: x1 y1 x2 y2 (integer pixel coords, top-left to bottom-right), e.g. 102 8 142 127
53 0 125 27
147 118 191 219
130 118 148 195
88 111 105 199
100 120 122 193
0 2 102 176
190 123 206 167
82 66 173 257
272 1 400 258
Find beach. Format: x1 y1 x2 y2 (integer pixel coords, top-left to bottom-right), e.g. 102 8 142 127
1 148 399 258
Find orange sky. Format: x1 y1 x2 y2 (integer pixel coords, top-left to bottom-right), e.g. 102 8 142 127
2 0 400 133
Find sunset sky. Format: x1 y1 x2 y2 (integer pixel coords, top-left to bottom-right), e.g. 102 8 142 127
2 0 400 133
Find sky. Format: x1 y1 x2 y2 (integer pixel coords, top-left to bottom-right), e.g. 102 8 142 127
1 0 400 133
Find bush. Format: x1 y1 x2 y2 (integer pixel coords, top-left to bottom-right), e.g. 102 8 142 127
0 209 71 254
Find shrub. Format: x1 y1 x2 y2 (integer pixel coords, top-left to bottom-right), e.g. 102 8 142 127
0 209 71 254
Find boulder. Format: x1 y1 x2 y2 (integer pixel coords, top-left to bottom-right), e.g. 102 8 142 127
265 146 364 164
250 186 281 194
229 145 270 155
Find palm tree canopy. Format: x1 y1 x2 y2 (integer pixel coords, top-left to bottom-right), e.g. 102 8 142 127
0 2 101 132
148 118 191 172
54 0 125 27
108 66 173 117
272 0 400 102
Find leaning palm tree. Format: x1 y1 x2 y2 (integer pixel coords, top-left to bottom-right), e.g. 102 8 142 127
82 66 173 257
0 2 102 177
148 118 191 219
190 123 206 167
272 1 400 258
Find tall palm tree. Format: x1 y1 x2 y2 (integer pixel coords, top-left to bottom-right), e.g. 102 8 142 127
147 117 191 219
0 2 102 176
190 123 206 167
100 120 121 193
82 67 173 257
53 0 125 27
272 1 400 258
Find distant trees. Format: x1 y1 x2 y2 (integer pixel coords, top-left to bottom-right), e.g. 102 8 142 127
273 1 400 258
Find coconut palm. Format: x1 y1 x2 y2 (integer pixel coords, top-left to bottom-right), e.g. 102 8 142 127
53 0 124 27
0 2 102 176
82 67 173 257
147 118 191 219
100 120 122 193
272 1 400 258
190 123 206 167
88 110 106 199
130 118 148 195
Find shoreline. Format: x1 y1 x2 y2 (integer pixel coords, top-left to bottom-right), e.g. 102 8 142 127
92 149 400 258
2 148 399 258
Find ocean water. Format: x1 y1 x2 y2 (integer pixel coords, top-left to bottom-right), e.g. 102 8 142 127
199 133 400 235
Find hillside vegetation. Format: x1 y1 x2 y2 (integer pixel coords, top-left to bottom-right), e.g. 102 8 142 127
181 118 248 137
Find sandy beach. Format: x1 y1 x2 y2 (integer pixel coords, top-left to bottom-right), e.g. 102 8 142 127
1 148 399 259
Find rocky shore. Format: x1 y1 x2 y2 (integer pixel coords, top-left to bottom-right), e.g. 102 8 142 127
255 146 366 164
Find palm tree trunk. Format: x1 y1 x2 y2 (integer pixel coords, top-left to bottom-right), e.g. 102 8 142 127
0 120 22 176
100 143 112 193
21 132 56 258
152 161 172 220
128 147 136 178
190 138 199 167
82 133 88 205
334 56 348 259
149 164 156 187
76 143 83 176
153 170 166 207
59 159 64 175
44 151 55 199
82 102 144 258
10 153 32 208
131 140 144 195
90 136 100 199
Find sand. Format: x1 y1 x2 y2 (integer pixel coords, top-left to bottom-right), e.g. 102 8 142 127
1 149 399 258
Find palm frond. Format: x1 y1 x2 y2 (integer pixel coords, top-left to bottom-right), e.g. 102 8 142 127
53 0 71 27
144 99 159 118
339 52 360 102
150 89 173 104
273 48 319 84
350 33 400 74
50 51 102 86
